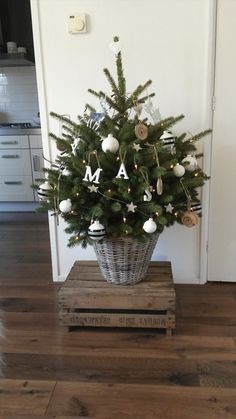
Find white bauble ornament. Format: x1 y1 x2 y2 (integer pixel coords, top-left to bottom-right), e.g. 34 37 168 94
62 168 72 176
173 164 185 177
88 220 105 241
182 155 198 172
109 40 121 55
102 134 119 153
143 218 157 234
37 181 53 201
59 199 72 214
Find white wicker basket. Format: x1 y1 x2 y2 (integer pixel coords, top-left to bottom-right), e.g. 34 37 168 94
93 234 159 285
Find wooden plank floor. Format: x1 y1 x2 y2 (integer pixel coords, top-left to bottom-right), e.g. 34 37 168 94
1 213 236 417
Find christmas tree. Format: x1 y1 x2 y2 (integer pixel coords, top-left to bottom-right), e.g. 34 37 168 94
37 36 210 248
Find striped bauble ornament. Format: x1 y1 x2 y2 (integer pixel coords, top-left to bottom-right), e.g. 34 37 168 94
37 181 53 202
88 220 105 241
160 130 175 146
191 202 202 214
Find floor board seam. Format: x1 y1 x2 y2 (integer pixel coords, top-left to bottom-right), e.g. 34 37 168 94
45 380 57 415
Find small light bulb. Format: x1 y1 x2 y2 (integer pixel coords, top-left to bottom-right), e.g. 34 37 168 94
123 217 126 223
116 156 120 161
170 164 174 169
82 160 86 164
76 193 79 196
128 187 131 193
155 212 159 216
134 164 138 169
108 188 111 193
174 212 178 216
194 173 198 177
71 210 74 214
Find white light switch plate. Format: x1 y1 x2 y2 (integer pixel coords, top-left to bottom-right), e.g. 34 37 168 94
68 14 87 34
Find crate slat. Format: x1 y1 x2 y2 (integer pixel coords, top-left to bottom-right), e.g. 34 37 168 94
59 311 175 329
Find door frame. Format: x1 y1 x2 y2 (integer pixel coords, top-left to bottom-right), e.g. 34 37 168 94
199 0 218 284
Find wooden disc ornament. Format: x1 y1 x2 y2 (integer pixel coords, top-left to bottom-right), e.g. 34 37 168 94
135 123 148 140
181 211 199 228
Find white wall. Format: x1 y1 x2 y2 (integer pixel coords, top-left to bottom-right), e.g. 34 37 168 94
31 0 214 283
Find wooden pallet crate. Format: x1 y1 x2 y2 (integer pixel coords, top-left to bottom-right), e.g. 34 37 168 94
58 261 176 335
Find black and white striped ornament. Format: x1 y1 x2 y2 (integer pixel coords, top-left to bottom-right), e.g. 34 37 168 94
160 131 175 146
88 220 105 241
37 181 53 202
191 203 202 214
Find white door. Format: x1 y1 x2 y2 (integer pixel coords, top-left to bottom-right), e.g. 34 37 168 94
208 0 236 281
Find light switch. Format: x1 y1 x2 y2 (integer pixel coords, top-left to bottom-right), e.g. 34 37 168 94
68 14 87 34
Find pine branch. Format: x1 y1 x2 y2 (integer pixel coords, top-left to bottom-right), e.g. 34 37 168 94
88 88 121 113
132 80 153 99
84 104 96 113
190 129 212 143
103 68 120 97
61 124 79 136
50 111 78 129
137 92 155 103
116 51 126 97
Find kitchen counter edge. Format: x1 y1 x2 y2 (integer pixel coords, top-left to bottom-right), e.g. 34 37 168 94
0 128 41 136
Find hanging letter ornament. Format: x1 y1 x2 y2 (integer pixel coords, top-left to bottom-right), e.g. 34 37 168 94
116 162 129 179
71 138 81 156
83 166 103 184
143 188 152 202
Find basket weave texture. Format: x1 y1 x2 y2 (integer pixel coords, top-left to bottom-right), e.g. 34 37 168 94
93 234 159 285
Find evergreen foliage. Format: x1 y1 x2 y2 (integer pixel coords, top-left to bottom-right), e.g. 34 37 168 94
37 37 210 248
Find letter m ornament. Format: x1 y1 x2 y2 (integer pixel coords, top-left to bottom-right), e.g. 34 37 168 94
82 166 103 184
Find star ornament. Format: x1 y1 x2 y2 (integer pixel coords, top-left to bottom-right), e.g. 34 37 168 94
133 143 142 152
88 184 99 193
165 203 174 214
126 202 137 213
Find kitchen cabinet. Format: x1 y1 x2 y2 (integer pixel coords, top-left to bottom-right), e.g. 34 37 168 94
0 133 43 202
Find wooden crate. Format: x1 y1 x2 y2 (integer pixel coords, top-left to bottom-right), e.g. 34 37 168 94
58 261 176 335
